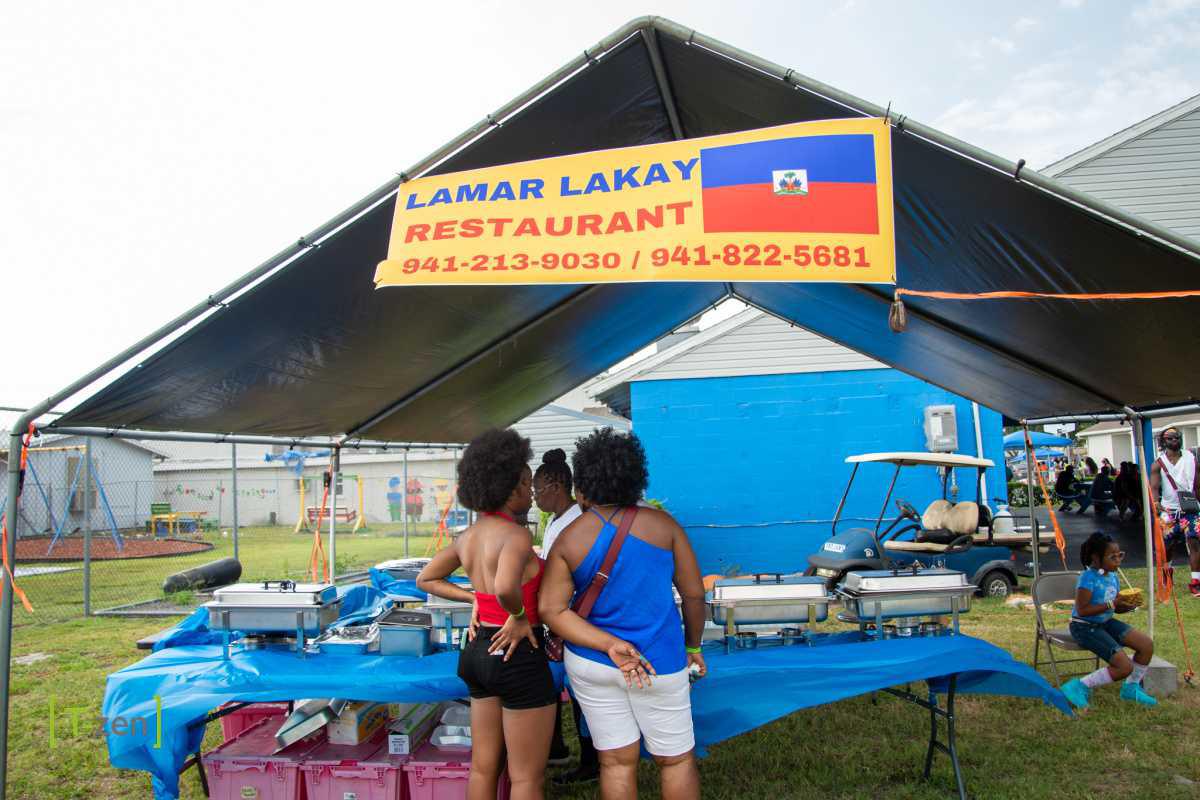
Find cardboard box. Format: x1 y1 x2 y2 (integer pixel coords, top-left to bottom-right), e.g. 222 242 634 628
387 702 441 756
326 701 389 746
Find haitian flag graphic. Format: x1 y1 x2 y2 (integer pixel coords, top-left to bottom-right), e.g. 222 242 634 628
700 134 879 234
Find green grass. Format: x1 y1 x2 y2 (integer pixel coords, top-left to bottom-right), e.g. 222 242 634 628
7 569 1200 798
13 524 440 625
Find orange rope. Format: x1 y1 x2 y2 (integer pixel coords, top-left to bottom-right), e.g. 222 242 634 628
895 288 1200 302
424 498 455 556
1024 431 1068 569
1145 490 1196 684
309 470 330 583
0 424 36 613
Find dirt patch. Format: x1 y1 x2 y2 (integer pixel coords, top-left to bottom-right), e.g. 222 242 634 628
15 535 213 562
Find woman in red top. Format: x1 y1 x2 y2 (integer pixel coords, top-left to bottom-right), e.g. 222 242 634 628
417 429 556 800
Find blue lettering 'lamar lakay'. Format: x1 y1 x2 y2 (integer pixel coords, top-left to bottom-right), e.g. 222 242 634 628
405 158 700 209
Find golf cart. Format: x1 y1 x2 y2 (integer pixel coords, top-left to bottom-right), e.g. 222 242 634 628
806 452 1039 598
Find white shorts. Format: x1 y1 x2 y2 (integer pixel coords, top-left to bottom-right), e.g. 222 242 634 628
564 648 695 757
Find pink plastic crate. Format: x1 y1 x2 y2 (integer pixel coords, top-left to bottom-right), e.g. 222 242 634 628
301 736 406 800
219 701 291 742
403 744 511 800
203 717 325 800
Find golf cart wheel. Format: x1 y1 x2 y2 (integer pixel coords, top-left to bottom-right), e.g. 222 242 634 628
979 570 1014 598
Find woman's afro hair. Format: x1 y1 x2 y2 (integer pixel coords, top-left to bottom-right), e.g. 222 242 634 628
571 428 648 507
456 428 533 512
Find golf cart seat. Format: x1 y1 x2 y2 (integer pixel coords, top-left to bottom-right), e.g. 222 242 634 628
971 530 1052 552
884 500 979 555
883 538 958 554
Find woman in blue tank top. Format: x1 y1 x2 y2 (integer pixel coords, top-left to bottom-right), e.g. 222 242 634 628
540 428 707 800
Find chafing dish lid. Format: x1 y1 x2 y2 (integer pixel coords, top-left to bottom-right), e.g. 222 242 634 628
378 608 433 628
212 580 338 606
840 568 969 593
711 574 828 601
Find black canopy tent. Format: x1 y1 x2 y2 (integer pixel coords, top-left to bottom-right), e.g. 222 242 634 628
44 19 1200 442
5 17 1200 796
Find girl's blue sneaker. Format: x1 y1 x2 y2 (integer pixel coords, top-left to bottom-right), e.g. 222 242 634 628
1061 678 1090 709
1120 682 1157 706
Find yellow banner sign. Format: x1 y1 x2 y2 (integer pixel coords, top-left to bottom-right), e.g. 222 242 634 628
375 118 895 287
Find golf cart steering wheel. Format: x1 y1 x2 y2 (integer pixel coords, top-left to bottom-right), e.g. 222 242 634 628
895 499 920 522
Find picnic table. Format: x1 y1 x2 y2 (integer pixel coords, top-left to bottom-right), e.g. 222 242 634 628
150 510 208 537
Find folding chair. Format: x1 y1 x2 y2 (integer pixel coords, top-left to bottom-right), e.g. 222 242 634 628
1032 571 1099 686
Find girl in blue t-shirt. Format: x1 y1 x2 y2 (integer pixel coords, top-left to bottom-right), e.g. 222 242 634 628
1061 532 1157 708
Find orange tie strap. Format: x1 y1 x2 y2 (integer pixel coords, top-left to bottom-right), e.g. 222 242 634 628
1024 431 1068 570
0 423 38 613
895 287 1200 302
309 471 331 583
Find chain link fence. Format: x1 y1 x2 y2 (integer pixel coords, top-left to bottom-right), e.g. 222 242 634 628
3 435 465 626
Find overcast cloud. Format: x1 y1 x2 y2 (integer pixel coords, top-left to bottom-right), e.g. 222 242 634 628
2 1 1198 430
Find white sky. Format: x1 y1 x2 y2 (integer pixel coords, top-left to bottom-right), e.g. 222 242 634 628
3 0 1199 430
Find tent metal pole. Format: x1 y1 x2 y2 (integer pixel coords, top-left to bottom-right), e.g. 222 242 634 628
402 449 409 558
0 432 22 799
41 426 456 451
640 28 685 139
231 443 239 563
971 402 988 510
1022 425 1040 582
648 18 1200 265
329 447 340 584
1026 403 1200 426
1129 414 1156 637
83 436 92 616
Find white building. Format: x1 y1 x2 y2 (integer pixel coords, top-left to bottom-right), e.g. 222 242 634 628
1044 92 1200 240
1077 414 1200 467
1046 94 1200 465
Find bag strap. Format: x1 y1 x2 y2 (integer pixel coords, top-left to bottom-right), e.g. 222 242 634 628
572 506 637 620
1158 456 1181 492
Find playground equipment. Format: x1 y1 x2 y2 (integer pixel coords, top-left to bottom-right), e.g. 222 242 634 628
21 445 123 556
264 450 333 534
291 473 366 535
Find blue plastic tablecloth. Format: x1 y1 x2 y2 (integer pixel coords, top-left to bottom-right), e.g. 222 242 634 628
106 622 1067 799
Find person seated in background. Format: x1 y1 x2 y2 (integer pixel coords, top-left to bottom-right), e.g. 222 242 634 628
1056 465 1083 512
1082 456 1100 478
1113 462 1142 521
1084 466 1115 517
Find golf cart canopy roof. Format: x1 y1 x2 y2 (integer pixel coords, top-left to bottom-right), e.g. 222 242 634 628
47 17 1200 442
844 452 995 468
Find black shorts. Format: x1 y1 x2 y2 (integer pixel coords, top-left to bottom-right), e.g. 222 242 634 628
457 625 556 710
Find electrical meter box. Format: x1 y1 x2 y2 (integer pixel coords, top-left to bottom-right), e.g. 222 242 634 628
924 405 958 452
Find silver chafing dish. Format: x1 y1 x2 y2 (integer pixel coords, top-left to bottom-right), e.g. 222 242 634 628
377 608 434 657
835 567 974 638
709 574 832 625
206 580 342 637
708 574 833 652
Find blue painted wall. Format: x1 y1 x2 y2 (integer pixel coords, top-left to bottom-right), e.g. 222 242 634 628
631 370 1006 575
